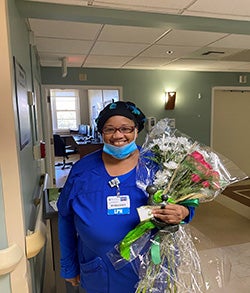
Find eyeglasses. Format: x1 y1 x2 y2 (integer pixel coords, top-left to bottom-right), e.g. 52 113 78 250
102 126 135 135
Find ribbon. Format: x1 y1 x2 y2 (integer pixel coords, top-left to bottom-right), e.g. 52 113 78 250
150 235 161 265
119 220 155 260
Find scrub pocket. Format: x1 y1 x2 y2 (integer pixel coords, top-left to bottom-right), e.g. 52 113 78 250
80 257 108 293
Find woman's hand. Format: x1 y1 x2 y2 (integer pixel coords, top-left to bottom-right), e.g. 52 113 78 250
152 204 189 224
65 275 80 286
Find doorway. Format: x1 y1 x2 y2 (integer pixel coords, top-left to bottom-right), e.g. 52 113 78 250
211 88 250 177
42 85 122 187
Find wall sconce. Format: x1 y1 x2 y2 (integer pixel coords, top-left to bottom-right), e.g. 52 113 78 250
165 91 176 110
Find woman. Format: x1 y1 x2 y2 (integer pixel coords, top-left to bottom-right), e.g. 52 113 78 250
57 101 194 293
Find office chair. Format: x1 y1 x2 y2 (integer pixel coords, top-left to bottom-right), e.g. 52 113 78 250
53 134 76 169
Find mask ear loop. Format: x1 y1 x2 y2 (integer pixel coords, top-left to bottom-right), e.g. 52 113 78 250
132 127 138 142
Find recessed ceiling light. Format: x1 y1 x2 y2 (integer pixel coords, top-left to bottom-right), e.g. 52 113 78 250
166 50 174 55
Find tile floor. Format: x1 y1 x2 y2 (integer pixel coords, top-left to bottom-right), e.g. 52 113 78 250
191 201 250 293
54 157 250 292
54 153 80 187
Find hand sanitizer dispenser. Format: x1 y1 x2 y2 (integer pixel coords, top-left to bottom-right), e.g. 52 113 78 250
146 117 156 132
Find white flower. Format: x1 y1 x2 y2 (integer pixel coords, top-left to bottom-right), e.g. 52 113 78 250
177 136 191 147
154 169 171 187
163 161 178 169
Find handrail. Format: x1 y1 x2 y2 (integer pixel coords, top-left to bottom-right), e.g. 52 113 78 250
0 174 49 276
0 243 23 276
25 174 48 259
26 218 46 259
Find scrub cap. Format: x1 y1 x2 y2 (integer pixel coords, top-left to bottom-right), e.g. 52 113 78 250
96 101 146 133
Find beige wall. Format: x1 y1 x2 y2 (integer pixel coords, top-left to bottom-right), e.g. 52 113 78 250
0 0 31 291
212 88 250 176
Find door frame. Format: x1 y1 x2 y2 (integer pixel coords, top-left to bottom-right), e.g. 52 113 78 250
41 85 123 186
211 86 250 218
211 85 250 147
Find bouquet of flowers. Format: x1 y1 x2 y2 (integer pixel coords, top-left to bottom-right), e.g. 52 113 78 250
108 118 247 292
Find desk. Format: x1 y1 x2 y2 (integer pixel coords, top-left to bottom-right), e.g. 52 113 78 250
72 135 103 158
44 188 86 293
43 188 66 293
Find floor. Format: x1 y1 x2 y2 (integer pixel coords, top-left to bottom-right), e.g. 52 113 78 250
54 156 250 292
54 153 80 187
191 201 250 292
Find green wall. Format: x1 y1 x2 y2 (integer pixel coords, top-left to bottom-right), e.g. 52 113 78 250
41 67 248 145
8 0 42 230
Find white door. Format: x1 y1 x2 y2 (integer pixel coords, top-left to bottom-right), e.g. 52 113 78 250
211 89 250 176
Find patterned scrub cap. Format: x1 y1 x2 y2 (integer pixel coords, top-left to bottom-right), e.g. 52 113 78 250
96 101 146 133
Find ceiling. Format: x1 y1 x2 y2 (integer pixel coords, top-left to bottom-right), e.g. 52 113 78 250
17 0 250 71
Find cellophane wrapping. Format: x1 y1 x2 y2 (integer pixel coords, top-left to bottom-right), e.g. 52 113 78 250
133 225 232 292
107 118 247 292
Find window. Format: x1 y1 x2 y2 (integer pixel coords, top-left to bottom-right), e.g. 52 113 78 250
50 89 80 132
88 89 119 128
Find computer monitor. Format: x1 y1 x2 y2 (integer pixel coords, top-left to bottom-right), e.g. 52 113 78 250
78 124 89 136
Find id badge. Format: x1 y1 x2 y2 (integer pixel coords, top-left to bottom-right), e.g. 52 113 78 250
107 195 130 215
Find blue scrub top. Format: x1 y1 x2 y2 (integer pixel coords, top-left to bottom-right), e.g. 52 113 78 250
57 149 194 293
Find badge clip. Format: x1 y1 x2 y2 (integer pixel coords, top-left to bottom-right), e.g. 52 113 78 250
109 177 120 197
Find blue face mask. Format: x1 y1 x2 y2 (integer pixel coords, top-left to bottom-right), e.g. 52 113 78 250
103 140 137 159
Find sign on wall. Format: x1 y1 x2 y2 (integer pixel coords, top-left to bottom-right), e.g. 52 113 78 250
13 57 30 150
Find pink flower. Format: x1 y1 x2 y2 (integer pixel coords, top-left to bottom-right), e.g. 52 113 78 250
203 161 212 170
190 151 204 162
191 173 201 183
202 181 210 188
195 164 211 176
191 151 212 169
212 170 220 179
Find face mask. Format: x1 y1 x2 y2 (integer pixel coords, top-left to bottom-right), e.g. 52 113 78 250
103 140 137 159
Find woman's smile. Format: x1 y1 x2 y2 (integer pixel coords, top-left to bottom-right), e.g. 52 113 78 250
111 140 128 146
